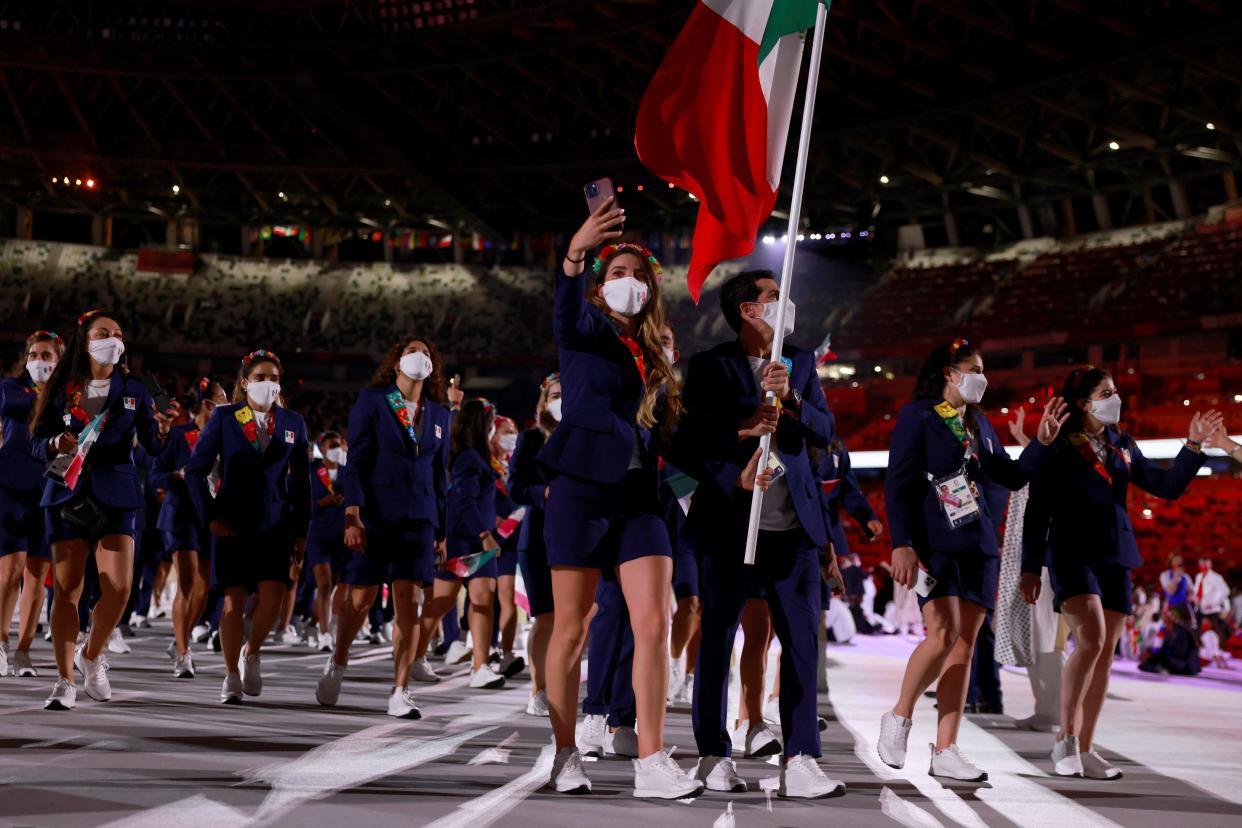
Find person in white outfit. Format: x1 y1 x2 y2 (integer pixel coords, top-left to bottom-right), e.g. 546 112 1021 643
1193 557 1231 636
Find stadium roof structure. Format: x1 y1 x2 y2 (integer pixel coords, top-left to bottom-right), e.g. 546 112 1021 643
0 0 1239 247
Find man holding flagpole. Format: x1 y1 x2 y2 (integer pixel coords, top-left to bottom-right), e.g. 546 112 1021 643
677 270 842 798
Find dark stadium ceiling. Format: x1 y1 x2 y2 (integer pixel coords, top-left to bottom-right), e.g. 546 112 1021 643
0 0 1240 244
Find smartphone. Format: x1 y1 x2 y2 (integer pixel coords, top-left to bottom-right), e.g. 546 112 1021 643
143 374 172 415
914 568 938 599
584 177 620 215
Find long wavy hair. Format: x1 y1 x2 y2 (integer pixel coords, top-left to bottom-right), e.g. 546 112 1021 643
913 339 983 433
29 310 126 438
368 335 447 404
1061 365 1114 436
10 330 65 379
451 397 495 462
587 248 683 437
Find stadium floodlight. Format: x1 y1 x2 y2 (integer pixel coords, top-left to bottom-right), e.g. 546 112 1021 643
1108 140 1120 150
879 175 889 184
1206 122 1216 130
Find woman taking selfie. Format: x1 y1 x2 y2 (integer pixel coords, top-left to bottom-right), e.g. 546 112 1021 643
317 336 451 719
539 197 699 799
29 311 172 709
153 378 227 679
0 331 63 678
1021 367 1224 779
878 339 1067 781
184 349 310 705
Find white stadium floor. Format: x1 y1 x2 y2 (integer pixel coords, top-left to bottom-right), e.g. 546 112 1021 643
2 624 1240 827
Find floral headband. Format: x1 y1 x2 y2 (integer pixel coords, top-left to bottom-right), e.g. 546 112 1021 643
592 243 663 278
77 309 103 327
948 338 970 355
317 430 341 444
241 348 281 368
472 397 496 414
541 371 560 389
27 330 63 345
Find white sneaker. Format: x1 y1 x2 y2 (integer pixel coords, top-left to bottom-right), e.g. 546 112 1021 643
165 639 178 662
469 665 505 689
550 746 592 794
150 605 168 619
632 748 704 799
0 641 10 675
526 690 550 717
577 713 607 757
192 624 211 644
240 645 262 696
929 743 988 782
877 711 913 768
668 661 686 702
387 686 422 719
106 628 131 655
743 722 782 758
1051 735 1084 777
606 726 639 758
1015 714 1058 732
695 755 747 793
75 645 111 701
445 640 472 665
128 612 148 628
780 754 845 798
316 659 347 706
317 631 334 653
677 672 695 705
281 626 300 645
1081 747 1122 780
173 652 195 679
410 657 442 684
498 652 526 678
221 672 244 705
13 649 37 677
44 677 77 710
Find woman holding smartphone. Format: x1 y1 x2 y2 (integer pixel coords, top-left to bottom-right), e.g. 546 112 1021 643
317 336 451 719
878 339 1066 781
0 331 63 678
152 378 228 679
29 311 172 710
540 197 700 799
184 349 310 705
1021 367 1223 779
508 372 562 714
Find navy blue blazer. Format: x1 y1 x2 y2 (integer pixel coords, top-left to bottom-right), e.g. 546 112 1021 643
184 403 311 536
678 339 834 551
885 398 1051 560
1022 430 1204 574
817 442 879 557
309 459 345 540
340 385 450 534
446 448 497 557
0 376 44 495
510 428 551 555
152 423 202 535
30 372 166 509
538 269 654 484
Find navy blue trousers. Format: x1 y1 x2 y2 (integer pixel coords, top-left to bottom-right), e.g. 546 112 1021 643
693 529 823 758
582 574 636 728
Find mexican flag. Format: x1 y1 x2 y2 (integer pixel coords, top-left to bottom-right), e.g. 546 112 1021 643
636 0 826 302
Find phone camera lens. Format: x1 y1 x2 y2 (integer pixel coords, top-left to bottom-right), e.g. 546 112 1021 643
586 184 598 196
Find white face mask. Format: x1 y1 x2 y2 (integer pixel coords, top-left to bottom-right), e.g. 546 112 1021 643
325 447 346 465
546 398 563 422
26 359 56 384
498 433 518 453
247 380 281 408
662 347 676 366
753 299 795 338
399 351 433 381
601 276 649 317
1089 394 1122 426
953 370 988 405
88 337 125 366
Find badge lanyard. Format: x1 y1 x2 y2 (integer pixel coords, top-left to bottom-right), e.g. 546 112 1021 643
385 388 420 456
234 406 275 452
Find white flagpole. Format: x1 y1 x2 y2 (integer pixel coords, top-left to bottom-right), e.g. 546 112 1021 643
744 0 829 566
